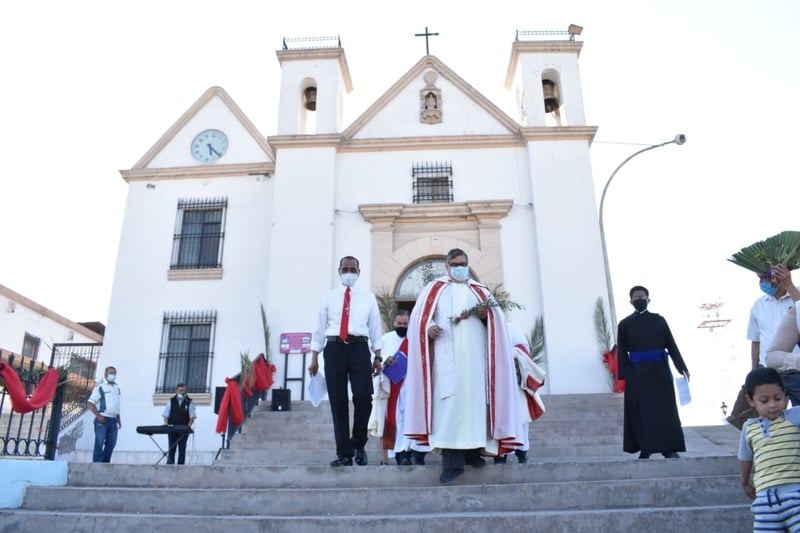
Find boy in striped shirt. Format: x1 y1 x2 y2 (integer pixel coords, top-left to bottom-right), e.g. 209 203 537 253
738 367 800 531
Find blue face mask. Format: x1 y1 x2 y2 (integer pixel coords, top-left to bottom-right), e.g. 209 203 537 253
760 280 779 297
450 266 470 282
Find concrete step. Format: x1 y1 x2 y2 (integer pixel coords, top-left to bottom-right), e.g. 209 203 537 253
64 456 741 488
22 474 746 516
0 506 753 533
0 393 751 533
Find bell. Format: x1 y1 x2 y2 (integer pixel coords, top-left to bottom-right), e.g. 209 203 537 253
542 80 560 113
303 87 317 111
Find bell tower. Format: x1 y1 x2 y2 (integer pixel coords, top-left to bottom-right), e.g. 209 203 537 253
505 25 586 127
275 36 353 135
505 26 610 393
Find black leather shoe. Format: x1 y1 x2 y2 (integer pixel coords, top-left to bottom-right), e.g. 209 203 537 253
330 456 353 467
638 452 650 460
411 451 427 465
515 450 529 464
493 455 507 464
663 451 680 459
355 448 368 465
439 468 464 484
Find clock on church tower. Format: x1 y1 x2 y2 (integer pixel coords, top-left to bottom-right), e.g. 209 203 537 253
190 129 228 163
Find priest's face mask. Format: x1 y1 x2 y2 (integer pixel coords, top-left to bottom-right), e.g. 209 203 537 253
447 255 470 283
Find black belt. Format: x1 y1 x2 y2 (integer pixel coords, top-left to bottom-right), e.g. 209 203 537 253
327 335 369 344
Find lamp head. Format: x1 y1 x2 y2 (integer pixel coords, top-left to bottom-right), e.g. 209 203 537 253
674 134 687 145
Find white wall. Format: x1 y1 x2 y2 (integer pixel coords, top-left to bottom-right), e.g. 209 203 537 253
101 175 273 455
528 140 609 393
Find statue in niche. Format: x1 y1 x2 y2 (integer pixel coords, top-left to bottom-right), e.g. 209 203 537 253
420 70 442 124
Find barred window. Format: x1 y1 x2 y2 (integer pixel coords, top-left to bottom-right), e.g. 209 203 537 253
170 197 227 269
22 333 40 360
156 310 217 394
412 161 453 204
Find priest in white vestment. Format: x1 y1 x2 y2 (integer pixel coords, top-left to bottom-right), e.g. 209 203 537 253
404 248 523 483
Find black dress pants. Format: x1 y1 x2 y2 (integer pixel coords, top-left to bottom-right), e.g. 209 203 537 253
323 341 374 458
167 432 188 465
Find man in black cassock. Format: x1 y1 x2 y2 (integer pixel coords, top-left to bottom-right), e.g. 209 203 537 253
617 285 690 459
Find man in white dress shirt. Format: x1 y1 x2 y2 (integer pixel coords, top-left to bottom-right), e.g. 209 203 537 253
309 256 383 466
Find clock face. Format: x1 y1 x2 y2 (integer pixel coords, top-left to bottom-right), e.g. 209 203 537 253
191 129 228 163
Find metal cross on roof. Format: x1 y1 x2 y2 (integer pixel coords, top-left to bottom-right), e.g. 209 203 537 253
415 26 439 55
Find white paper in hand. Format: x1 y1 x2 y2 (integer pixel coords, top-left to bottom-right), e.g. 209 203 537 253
675 376 691 406
308 373 327 407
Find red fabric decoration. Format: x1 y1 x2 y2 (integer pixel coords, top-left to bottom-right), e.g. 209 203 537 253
0 362 59 414
252 354 275 392
215 377 244 433
603 347 626 393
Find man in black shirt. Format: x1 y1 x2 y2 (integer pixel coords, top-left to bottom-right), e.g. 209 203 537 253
161 383 196 465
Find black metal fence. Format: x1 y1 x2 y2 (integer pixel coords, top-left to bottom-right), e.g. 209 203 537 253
51 343 102 431
0 342 102 460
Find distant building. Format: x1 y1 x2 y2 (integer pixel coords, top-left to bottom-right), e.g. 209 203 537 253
99 30 611 463
0 283 103 363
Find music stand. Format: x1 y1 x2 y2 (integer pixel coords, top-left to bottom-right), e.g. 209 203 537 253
135 425 193 465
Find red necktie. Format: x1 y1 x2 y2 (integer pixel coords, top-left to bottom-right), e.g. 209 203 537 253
339 287 351 341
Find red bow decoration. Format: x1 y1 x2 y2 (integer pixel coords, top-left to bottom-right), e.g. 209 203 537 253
602 347 626 393
0 362 59 414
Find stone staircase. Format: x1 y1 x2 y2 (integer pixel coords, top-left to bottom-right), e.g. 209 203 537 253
0 393 752 532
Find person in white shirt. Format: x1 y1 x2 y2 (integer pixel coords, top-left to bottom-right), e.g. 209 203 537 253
729 268 799 427
87 366 122 463
309 256 383 467
765 264 800 405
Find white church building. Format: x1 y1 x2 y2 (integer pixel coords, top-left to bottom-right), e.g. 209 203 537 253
93 29 611 463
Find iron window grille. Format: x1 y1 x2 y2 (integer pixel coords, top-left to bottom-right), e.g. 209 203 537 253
156 310 217 394
170 197 227 269
412 161 453 204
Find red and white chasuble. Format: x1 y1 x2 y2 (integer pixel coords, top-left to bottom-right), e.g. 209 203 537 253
404 276 523 454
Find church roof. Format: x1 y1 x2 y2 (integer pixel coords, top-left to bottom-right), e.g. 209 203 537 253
341 55 522 147
122 86 274 181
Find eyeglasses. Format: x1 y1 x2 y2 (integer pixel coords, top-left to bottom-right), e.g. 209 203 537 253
448 262 468 267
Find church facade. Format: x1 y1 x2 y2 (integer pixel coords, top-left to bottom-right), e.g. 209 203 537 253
95 32 611 462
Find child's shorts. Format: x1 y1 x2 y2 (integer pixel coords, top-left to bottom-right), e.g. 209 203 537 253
752 483 800 532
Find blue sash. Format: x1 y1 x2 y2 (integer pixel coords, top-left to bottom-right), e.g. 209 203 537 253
629 349 667 363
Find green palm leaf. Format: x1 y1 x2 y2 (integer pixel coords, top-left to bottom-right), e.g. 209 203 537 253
728 231 800 275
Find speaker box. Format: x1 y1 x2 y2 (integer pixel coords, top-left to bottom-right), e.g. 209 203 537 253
213 386 227 414
271 388 291 411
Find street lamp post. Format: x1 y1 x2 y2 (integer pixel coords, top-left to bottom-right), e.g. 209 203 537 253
598 134 687 341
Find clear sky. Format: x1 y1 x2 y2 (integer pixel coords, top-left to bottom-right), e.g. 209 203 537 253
2 1 798 423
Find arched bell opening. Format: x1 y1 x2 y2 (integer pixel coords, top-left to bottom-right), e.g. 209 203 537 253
541 70 565 126
300 79 317 134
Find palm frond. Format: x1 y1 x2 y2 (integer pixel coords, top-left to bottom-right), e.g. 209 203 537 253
260 303 272 363
375 286 397 333
593 297 613 354
528 316 546 364
728 231 800 275
239 351 254 389
489 283 525 314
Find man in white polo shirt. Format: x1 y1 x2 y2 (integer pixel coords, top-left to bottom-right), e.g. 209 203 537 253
87 366 122 463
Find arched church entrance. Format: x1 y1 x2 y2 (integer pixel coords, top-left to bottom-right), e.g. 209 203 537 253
359 200 512 322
